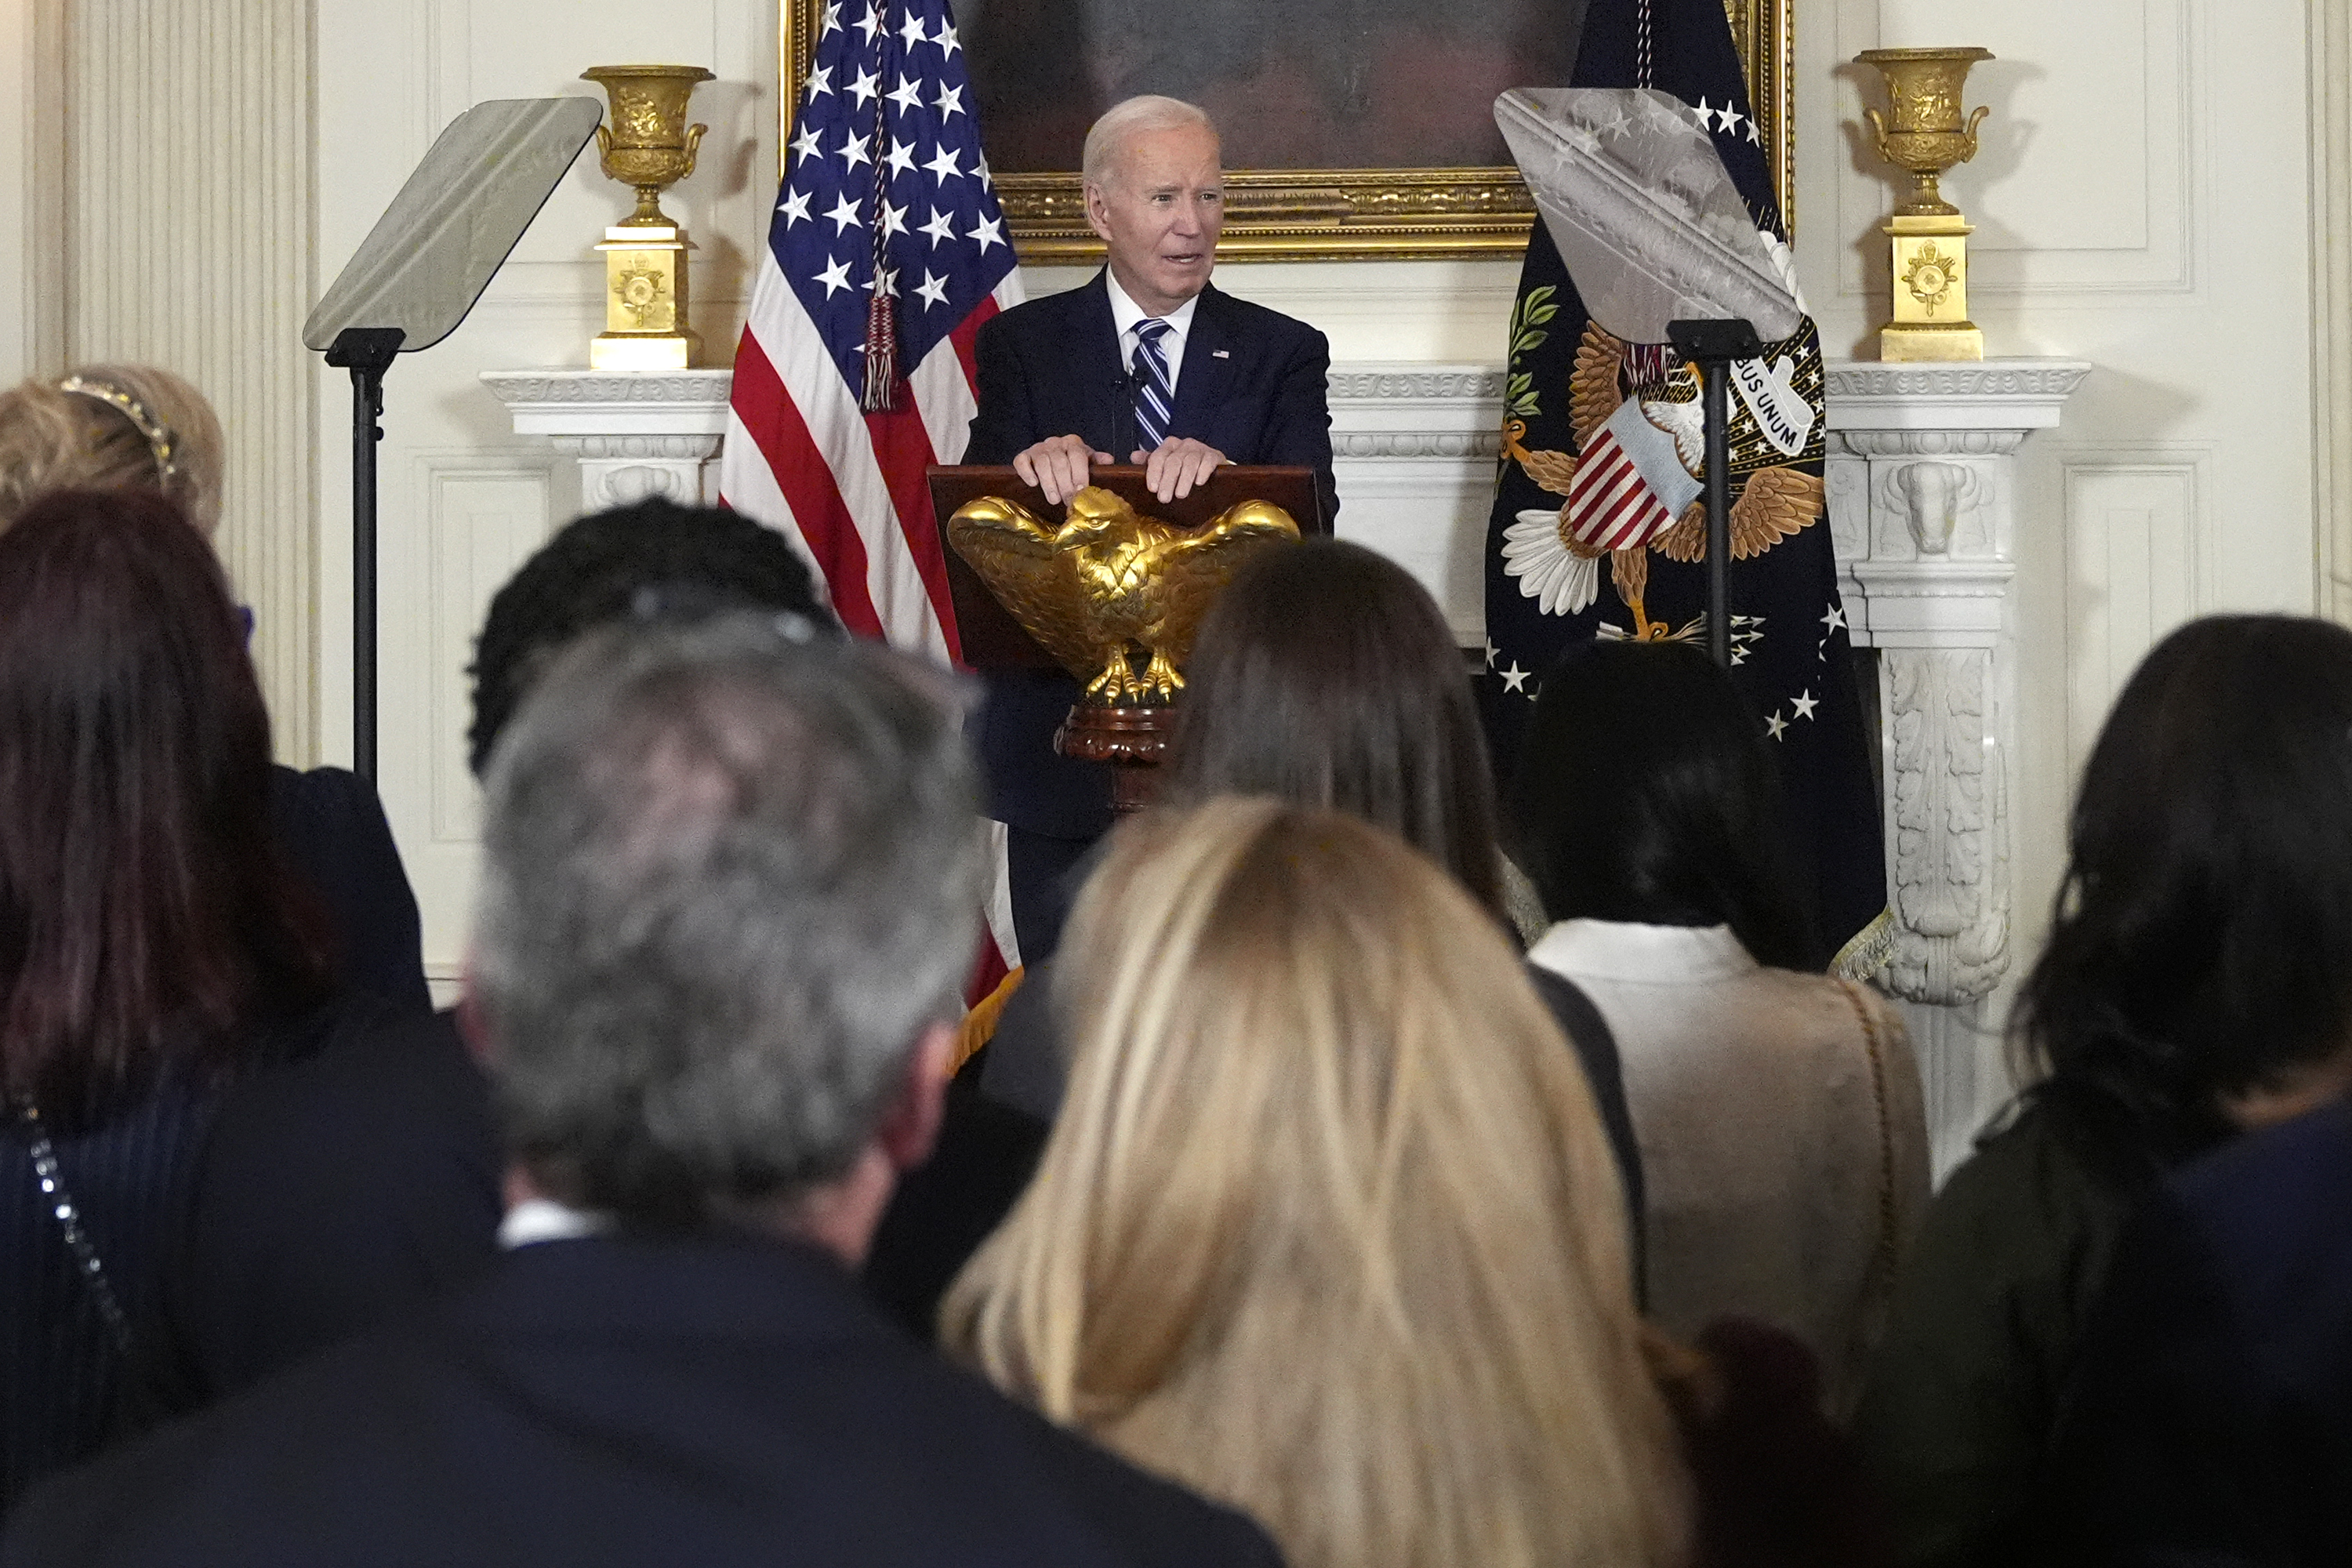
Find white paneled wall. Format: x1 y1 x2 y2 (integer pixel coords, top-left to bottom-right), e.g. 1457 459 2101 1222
1802 0 2320 1122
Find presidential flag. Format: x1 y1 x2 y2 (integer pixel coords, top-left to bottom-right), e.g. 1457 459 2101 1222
1480 0 1892 976
719 0 1024 996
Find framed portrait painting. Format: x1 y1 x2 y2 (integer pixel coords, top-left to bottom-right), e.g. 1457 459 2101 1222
779 0 1793 261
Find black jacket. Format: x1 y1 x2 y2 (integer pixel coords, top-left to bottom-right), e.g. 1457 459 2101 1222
2051 1098 2352 1566
7 1236 1283 1568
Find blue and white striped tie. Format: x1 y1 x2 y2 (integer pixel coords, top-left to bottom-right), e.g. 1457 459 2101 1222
1131 318 1174 452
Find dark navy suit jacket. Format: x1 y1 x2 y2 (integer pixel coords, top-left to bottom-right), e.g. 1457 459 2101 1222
963 273 1338 943
964 271 1338 525
7 1236 1284 1568
2052 1098 2352 1566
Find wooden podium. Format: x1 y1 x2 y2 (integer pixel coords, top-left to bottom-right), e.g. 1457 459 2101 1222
926 464 1327 811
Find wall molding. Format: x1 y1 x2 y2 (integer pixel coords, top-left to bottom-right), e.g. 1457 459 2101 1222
2314 0 2352 621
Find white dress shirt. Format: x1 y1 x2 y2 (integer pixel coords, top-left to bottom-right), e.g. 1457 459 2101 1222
1104 270 1200 397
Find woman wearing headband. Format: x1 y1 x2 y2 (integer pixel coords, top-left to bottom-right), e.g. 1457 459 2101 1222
0 366 223 537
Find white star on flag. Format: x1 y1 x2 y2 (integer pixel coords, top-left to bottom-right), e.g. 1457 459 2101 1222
1791 690 1819 720
919 207 956 244
1766 711 1789 741
848 66 880 106
887 78 924 114
779 188 812 227
924 146 963 182
914 270 950 308
814 256 852 296
1501 662 1531 695
825 191 863 233
805 64 834 100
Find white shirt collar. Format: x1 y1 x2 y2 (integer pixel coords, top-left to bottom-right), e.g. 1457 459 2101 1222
1525 918 1757 984
499 1196 612 1250
1104 268 1200 345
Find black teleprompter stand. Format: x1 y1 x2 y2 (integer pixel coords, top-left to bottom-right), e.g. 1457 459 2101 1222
324 327 404 782
1666 318 1766 670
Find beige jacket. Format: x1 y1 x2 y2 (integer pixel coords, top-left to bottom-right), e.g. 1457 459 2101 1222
1527 918 1930 1416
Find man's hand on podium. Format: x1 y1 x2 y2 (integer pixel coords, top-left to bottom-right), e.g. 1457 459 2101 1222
1008 433 1231 506
1011 434 1114 506
1132 437 1229 503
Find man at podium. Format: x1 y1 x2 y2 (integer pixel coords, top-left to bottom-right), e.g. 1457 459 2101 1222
962 94 1338 956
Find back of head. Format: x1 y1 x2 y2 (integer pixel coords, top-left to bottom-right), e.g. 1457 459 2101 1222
1511 638 1815 970
945 799 1688 1568
0 366 226 538
1162 537 1505 914
470 613 982 1229
0 489 321 1118
2021 613 2352 1165
468 497 834 777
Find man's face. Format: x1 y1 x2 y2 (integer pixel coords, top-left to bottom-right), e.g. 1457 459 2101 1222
1084 122 1224 317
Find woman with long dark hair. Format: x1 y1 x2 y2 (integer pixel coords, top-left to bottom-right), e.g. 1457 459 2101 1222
1512 638 1929 1415
1855 614 2352 1567
0 490 343 1515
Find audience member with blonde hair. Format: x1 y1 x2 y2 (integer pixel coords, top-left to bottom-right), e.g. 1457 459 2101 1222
0 367 224 538
947 800 1889 1568
0 364 426 1014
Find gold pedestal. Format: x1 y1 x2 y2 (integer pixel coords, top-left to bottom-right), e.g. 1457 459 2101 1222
582 64 713 372
1857 46 1995 364
1881 214 1983 362
591 223 701 371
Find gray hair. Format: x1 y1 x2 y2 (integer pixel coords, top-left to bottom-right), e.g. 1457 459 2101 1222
1081 95 1216 187
470 612 984 1225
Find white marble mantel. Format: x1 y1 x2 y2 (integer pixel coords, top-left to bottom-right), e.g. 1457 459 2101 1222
480 369 734 510
478 356 2090 1171
479 361 1512 641
1826 357 2092 1172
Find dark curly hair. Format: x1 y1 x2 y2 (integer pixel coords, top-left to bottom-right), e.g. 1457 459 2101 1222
467 498 835 777
1507 638 1816 971
2018 614 2352 1173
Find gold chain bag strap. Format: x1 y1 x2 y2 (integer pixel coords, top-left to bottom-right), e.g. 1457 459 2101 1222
11 1099 135 1353
1832 978 1901 1301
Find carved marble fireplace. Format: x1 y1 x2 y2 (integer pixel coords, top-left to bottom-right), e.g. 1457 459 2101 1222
1826 358 2090 1174
483 357 2089 1174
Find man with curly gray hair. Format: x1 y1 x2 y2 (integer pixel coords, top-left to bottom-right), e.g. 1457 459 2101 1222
2 615 1280 1568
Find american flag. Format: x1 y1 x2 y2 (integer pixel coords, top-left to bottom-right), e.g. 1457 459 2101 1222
720 0 1022 663
720 0 1025 1001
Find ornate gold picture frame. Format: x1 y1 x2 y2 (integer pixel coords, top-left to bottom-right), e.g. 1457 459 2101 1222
779 0 1792 263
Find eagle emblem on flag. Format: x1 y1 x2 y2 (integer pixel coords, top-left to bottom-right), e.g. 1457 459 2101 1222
1501 320 1826 637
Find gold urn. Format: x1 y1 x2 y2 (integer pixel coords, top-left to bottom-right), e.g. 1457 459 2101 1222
1856 47 1994 362
581 64 715 372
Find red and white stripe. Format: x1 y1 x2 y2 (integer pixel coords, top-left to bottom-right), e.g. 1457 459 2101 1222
719 259 1022 662
1566 424 1678 553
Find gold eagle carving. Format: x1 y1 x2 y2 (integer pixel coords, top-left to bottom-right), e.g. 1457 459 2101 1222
947 485 1300 703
